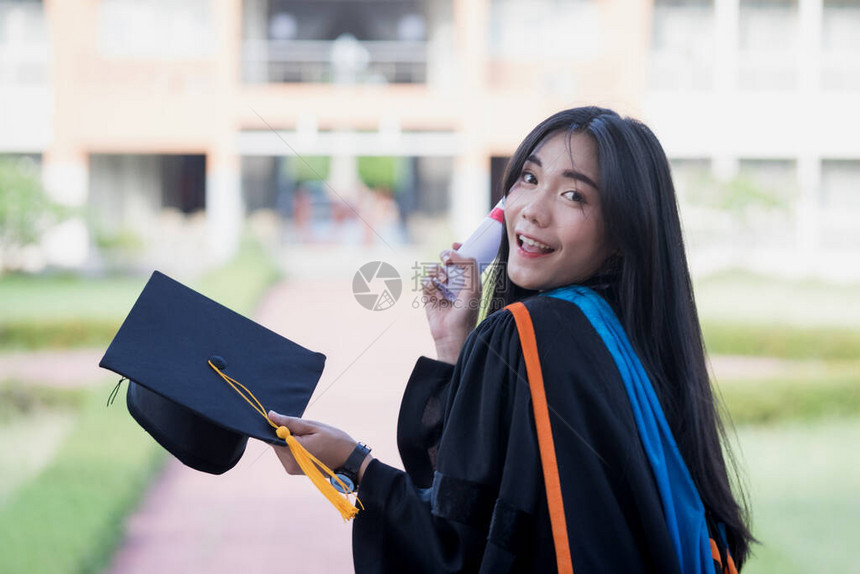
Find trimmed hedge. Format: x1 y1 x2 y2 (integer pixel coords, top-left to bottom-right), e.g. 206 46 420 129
703 322 860 361
720 370 860 425
0 384 166 574
0 318 121 350
0 237 282 351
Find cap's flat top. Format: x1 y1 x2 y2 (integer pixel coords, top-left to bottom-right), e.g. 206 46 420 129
100 271 326 444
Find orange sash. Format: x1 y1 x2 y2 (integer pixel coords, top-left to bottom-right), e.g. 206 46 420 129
507 302 575 574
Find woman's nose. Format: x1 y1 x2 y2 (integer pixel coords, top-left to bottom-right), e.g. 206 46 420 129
520 191 551 227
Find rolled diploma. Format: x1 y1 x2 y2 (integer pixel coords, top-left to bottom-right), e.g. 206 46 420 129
435 198 505 301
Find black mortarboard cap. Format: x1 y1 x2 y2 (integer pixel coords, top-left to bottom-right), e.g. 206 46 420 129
99 271 326 475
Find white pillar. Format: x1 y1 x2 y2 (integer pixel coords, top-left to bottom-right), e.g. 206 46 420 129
41 151 90 268
206 149 243 265
797 0 822 274
712 0 739 178
450 0 490 241
449 153 490 240
713 0 739 95
206 0 243 265
798 0 822 95
796 155 821 272
328 130 361 203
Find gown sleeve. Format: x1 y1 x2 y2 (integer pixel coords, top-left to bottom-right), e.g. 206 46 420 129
353 296 681 574
396 356 455 489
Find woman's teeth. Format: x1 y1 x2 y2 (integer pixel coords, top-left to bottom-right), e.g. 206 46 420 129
518 235 553 252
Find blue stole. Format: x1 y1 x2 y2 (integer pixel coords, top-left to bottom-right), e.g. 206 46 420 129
542 285 712 574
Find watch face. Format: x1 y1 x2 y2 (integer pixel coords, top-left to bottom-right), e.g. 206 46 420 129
331 473 355 494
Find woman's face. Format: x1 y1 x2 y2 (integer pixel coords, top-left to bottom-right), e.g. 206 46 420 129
505 130 610 291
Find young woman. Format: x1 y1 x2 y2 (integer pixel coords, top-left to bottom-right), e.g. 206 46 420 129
270 106 753 573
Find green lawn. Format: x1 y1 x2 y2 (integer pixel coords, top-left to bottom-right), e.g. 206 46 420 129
703 322 860 361
717 360 860 572
694 271 860 361
695 270 860 330
694 271 860 572
0 274 144 323
0 383 166 574
0 237 281 350
0 406 76 508
737 418 860 574
719 361 860 424
0 384 87 506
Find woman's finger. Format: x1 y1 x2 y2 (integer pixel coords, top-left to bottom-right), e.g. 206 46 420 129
268 411 317 435
424 263 447 283
443 251 475 266
422 277 452 310
436 265 447 284
440 252 481 299
422 266 447 293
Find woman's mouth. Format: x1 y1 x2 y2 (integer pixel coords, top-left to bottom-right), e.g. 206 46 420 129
517 234 555 256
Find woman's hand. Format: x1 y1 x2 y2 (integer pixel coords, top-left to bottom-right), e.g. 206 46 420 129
268 411 372 481
422 243 481 364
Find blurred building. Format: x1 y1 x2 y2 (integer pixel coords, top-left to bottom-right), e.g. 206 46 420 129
648 0 860 280
0 0 858 278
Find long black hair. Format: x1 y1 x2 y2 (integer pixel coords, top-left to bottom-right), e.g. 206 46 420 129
486 106 754 566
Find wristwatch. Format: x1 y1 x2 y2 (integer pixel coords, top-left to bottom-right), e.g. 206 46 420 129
331 442 371 494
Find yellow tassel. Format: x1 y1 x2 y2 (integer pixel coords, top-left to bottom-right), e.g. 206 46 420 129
208 360 362 520
276 425 363 520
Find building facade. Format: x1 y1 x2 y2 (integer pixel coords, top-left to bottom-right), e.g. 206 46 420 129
0 0 857 278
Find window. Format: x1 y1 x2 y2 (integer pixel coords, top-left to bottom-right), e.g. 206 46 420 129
243 0 430 84
821 0 860 90
670 158 712 204
821 159 860 209
820 159 860 248
489 0 600 61
98 0 214 59
734 159 797 246
0 0 48 85
89 154 206 238
737 159 798 200
738 0 799 90
650 0 715 90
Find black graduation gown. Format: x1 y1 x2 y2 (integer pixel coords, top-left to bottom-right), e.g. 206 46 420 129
353 295 682 573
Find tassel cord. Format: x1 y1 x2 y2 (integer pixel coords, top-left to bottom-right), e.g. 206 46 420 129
207 360 362 520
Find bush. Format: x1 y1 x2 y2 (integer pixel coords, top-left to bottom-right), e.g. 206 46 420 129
0 318 121 350
703 322 860 361
0 384 165 574
0 381 87 424
0 236 282 350
719 371 860 425
293 156 330 183
357 156 406 192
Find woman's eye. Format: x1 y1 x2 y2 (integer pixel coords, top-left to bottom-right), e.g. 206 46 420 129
562 190 586 204
521 172 537 185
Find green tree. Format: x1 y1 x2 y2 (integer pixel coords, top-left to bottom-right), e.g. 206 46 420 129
293 156 331 183
357 156 405 193
0 157 63 271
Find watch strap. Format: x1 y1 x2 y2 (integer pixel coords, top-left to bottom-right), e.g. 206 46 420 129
336 442 371 482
